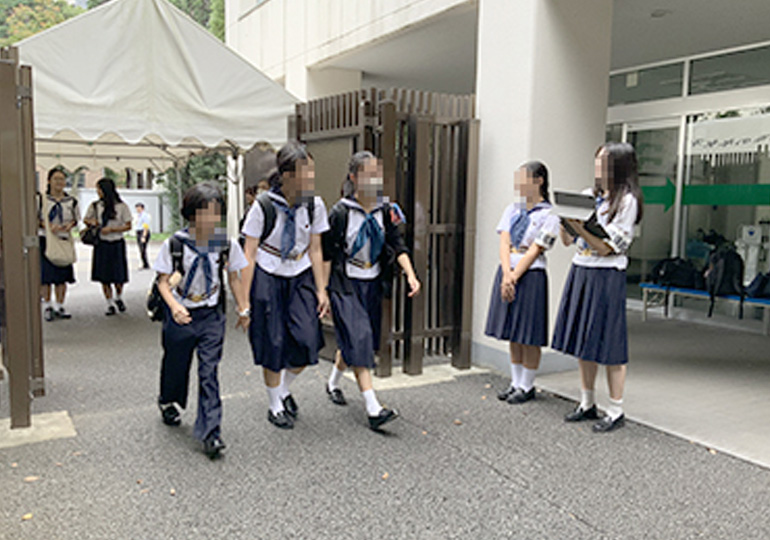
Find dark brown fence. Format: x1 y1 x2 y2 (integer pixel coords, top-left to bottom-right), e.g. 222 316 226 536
294 88 478 377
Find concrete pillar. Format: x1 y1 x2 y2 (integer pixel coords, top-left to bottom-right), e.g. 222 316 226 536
472 0 613 374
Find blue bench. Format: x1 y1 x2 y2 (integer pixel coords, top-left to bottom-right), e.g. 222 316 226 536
639 282 770 335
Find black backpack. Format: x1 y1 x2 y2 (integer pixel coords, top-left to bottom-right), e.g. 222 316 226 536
705 245 744 317
649 257 704 290
146 236 230 322
242 192 315 245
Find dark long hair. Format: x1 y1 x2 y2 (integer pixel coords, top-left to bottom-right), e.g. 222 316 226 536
46 166 67 195
96 178 121 220
268 142 313 193
595 142 643 225
343 150 375 199
520 160 550 202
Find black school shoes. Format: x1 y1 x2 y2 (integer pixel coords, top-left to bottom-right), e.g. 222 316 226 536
368 408 399 431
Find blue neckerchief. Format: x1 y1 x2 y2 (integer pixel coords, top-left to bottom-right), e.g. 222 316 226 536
351 206 385 263
48 199 63 223
595 194 605 210
270 196 298 260
179 234 213 299
509 202 550 248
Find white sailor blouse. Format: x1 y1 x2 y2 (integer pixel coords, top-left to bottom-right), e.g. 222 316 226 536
496 202 560 271
572 190 638 270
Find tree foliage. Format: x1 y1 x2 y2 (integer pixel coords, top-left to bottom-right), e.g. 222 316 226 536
208 0 224 41
0 0 82 46
157 151 227 229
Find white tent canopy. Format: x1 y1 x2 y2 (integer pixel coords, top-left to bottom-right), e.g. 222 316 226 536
18 0 297 171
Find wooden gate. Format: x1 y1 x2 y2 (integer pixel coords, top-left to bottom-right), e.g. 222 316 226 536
0 47 44 427
294 88 479 377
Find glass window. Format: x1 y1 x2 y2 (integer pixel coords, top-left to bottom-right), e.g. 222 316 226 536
680 108 770 322
690 45 770 95
606 123 623 142
626 127 679 297
609 63 684 106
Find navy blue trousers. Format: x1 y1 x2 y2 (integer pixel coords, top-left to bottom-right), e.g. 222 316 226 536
159 306 225 441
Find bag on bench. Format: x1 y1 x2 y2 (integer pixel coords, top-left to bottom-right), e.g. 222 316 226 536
704 244 744 318
649 257 704 290
746 272 770 299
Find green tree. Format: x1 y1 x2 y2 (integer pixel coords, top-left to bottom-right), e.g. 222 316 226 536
157 151 227 229
0 0 34 44
0 0 82 46
208 0 224 41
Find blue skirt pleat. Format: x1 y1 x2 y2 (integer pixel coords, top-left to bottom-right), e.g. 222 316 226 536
484 267 548 346
551 265 628 365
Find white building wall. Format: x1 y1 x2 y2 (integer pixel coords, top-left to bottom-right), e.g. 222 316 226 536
226 0 473 99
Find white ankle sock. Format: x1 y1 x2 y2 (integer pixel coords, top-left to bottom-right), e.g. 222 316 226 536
43 300 52 309
55 301 64 311
116 293 122 301
606 398 624 420
510 363 524 389
361 389 382 416
328 366 344 390
580 389 595 411
279 370 298 400
267 386 284 414
520 367 537 392
106 298 114 308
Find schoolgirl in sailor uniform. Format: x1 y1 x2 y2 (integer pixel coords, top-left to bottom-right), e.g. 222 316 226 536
323 151 421 430
485 161 559 404
155 182 251 459
39 167 80 321
83 178 132 316
241 142 331 430
552 142 643 433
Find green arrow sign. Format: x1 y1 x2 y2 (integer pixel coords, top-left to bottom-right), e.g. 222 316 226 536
642 179 770 211
641 178 676 211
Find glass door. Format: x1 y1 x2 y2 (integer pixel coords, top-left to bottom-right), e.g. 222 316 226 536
623 120 682 296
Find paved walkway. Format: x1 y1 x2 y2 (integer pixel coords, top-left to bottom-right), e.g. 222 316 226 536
1 243 770 539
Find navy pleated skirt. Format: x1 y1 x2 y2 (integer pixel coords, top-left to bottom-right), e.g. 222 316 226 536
485 267 548 346
551 265 628 365
330 278 382 369
249 266 323 372
91 238 128 285
40 235 75 285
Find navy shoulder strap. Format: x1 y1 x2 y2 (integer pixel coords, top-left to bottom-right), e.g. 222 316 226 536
256 192 276 243
169 235 184 274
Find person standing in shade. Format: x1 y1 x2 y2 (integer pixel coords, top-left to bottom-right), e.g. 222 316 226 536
323 151 420 430
552 142 643 433
485 161 559 405
240 142 330 430
40 167 80 321
84 178 133 316
135 202 152 270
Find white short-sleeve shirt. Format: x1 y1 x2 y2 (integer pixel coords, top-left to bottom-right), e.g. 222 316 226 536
341 198 386 280
572 190 639 270
43 194 80 240
496 202 560 271
154 231 249 309
85 200 133 242
241 193 329 277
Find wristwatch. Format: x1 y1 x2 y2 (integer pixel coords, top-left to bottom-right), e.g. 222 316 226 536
238 307 251 318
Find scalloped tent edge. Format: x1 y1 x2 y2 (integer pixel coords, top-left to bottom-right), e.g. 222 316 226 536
17 0 298 172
